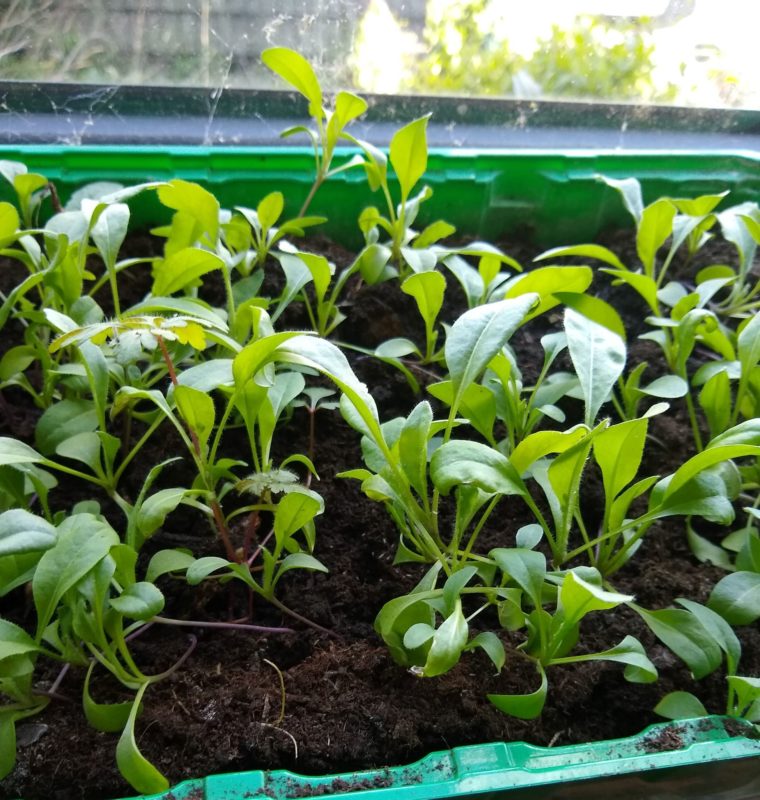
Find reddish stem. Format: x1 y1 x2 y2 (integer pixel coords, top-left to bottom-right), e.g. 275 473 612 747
153 616 295 635
157 334 237 563
47 182 63 214
242 510 261 562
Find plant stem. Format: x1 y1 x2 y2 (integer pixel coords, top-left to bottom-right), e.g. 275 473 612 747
157 334 237 562
685 390 704 452
299 175 323 218
153 616 294 635
267 595 340 639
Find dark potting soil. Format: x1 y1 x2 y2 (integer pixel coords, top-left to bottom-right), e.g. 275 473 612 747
1 231 759 800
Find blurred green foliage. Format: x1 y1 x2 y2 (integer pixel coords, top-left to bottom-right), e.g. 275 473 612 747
407 1 677 103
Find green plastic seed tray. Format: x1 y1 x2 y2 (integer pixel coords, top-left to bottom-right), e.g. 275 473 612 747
116 717 759 800
2 145 760 248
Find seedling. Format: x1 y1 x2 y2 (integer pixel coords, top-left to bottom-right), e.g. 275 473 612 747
262 47 368 216
375 555 656 719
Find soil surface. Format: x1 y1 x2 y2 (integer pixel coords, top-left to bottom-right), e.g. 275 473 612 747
1 230 758 800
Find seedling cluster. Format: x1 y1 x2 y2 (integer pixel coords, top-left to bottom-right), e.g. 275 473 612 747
0 49 759 793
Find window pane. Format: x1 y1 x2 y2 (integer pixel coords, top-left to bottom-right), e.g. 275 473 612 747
0 1 755 109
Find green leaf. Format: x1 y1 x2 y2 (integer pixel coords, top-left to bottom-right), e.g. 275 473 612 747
91 202 129 269
0 159 28 185
676 598 741 673
0 201 19 243
422 599 468 677
178 359 234 393
116 688 169 794
557 292 626 340
737 312 760 412
32 514 118 637
125 296 227 329
708 419 760 448
79 340 109 426
278 335 383 446
564 306 626 426
83 662 133 732
145 549 196 583
274 491 324 542
728 675 760 721
389 116 430 202
442 254 482 307
300 252 334 303
34 399 98 455
428 381 495 444
0 344 36 381
651 470 735 525
404 623 434 650
262 47 323 117
465 631 506 671
736 528 760 573
0 618 40 662
0 552 42 599
516 524 543 550
504 266 592 320
188 556 236 585
721 205 757 276
593 418 648 502
699 370 731 439
332 91 368 131
488 664 548 719
663 443 760 500
687 522 733 570
655 691 708 720
637 199 676 275
401 246 436 274
232 331 303 389
559 571 632 625
583 635 657 683
431 440 527 497
173 384 215 452
415 220 456 249
0 437 45 467
53 430 102 474
635 606 722 679
356 243 393 284
603 269 660 315
153 247 224 296
276 553 327 579
543 428 601 549
673 191 728 217
157 179 219 244
0 712 16 779
445 295 537 415
535 243 626 270
110 582 165 620
599 175 644 223
136 488 188 542
708 572 760 626
641 374 688 399
490 548 546 608
257 191 284 230
510 428 588 476
0 510 56 557
374 570 440 666
402 271 446 332
397 401 433 500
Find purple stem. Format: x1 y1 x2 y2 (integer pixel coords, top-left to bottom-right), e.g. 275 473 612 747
153 615 295 635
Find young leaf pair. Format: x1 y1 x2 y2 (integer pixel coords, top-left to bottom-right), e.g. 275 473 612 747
375 552 656 720
640 575 760 725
